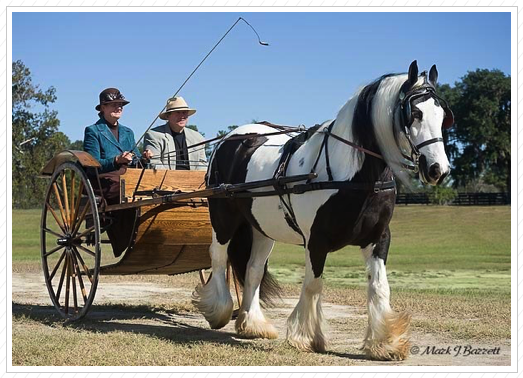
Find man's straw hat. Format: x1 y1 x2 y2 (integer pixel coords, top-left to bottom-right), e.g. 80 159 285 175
159 97 196 120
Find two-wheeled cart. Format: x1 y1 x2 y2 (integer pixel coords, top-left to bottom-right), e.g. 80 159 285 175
39 150 314 321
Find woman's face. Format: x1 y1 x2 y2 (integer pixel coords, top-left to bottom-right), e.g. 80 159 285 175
101 102 124 120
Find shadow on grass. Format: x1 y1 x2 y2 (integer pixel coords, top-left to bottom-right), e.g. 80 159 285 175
12 301 245 347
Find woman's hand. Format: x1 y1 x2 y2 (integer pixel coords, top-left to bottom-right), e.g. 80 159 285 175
115 151 133 165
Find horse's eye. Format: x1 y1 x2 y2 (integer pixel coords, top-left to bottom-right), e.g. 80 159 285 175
412 109 423 121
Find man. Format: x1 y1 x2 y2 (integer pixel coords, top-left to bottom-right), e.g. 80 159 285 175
83 87 153 204
144 97 207 170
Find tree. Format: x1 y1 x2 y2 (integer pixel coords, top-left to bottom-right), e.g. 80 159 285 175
441 69 510 194
185 124 212 158
216 125 238 137
69 140 83 150
12 60 67 208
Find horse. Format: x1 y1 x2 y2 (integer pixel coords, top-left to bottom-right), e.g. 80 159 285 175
192 60 454 361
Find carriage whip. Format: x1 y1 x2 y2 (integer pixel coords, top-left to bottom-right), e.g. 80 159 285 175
132 17 269 152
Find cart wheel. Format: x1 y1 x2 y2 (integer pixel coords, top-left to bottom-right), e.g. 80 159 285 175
40 161 101 321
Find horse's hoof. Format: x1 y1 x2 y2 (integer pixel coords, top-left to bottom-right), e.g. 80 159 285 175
235 311 279 339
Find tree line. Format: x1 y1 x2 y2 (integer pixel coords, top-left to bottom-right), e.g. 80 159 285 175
12 60 510 208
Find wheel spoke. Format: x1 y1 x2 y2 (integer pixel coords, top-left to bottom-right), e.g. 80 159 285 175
62 172 71 229
75 225 95 240
76 244 96 257
71 180 84 231
43 227 63 238
49 250 66 281
71 202 92 237
69 171 75 226
46 203 66 233
65 253 71 314
52 182 69 231
72 247 94 284
71 250 88 303
44 245 64 258
69 251 78 312
55 253 68 304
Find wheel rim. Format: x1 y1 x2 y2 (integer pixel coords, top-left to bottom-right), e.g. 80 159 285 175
41 162 101 321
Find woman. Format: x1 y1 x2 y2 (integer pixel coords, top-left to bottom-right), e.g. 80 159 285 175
83 87 152 204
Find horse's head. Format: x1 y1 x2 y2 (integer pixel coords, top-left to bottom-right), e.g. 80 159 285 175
393 60 453 185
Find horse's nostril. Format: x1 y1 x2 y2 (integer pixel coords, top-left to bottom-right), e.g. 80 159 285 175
437 171 449 185
429 163 442 180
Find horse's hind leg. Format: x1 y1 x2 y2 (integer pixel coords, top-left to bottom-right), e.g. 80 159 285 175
362 227 411 361
192 229 233 329
286 246 327 353
235 227 278 339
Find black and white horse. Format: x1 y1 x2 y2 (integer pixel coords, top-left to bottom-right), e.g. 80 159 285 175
193 61 453 361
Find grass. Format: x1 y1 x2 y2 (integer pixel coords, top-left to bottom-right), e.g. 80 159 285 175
12 206 512 365
269 206 511 294
13 206 511 294
12 312 355 366
12 209 43 262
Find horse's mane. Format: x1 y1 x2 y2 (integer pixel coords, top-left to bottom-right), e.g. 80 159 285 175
335 72 426 187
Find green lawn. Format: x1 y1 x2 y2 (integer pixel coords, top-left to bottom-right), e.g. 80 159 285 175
269 206 511 294
13 206 511 294
12 209 43 262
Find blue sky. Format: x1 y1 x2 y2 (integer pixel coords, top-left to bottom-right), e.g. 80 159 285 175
12 11 511 143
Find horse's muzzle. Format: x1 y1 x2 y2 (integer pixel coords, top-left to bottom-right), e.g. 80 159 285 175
419 156 450 185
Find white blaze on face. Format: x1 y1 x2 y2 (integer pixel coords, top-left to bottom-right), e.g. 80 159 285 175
409 97 450 177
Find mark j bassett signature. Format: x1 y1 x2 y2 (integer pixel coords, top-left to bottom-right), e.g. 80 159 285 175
410 345 501 357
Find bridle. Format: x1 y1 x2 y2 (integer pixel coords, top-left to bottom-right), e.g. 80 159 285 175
393 74 454 172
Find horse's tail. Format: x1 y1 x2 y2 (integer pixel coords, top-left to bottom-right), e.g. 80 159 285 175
227 222 282 307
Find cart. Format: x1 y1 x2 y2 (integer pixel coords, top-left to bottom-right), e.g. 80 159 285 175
39 150 315 321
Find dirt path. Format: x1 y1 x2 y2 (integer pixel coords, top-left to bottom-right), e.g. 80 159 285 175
12 272 510 366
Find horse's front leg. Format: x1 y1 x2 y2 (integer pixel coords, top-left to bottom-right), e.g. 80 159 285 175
286 244 327 353
362 226 411 361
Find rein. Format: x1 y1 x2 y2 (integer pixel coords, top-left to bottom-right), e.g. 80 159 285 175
183 122 385 163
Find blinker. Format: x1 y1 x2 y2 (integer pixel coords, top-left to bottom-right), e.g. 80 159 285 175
443 107 454 129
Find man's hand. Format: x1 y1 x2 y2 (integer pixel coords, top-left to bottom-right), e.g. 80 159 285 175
142 149 153 160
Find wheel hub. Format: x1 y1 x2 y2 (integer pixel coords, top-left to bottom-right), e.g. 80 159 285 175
56 234 83 247
56 236 72 247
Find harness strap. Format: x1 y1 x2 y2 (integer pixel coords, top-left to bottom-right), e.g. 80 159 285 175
273 143 306 240
416 137 443 150
323 121 335 181
216 179 396 198
309 121 336 183
295 179 395 193
325 131 384 160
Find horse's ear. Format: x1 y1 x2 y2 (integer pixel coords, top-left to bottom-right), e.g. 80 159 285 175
429 65 438 86
408 60 419 86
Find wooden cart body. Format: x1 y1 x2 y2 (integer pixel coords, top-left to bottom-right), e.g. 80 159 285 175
100 168 212 276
